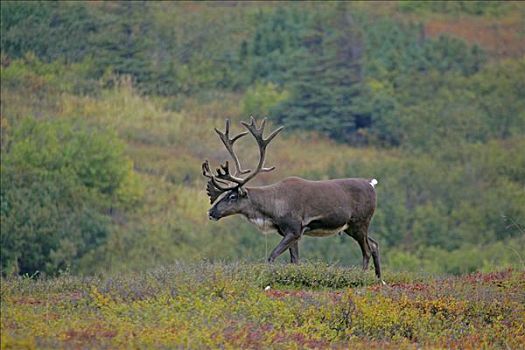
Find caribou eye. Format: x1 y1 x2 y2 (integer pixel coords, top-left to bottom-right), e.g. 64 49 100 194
228 193 237 200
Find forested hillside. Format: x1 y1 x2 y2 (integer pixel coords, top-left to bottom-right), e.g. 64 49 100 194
1 1 524 276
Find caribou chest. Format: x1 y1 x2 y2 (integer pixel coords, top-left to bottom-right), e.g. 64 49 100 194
247 216 278 235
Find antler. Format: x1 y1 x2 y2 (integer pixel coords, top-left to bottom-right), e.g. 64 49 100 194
239 116 283 185
202 160 236 191
202 117 283 202
214 119 250 176
214 161 247 185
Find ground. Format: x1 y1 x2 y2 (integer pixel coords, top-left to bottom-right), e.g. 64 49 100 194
1 263 524 349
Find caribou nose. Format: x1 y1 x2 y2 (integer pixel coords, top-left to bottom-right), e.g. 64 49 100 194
208 210 219 221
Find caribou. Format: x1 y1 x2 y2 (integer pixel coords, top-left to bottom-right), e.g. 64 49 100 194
202 117 383 281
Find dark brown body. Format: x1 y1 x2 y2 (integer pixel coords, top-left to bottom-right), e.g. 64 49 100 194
209 176 382 279
204 118 382 280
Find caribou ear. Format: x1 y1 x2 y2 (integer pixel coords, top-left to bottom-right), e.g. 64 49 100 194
238 187 247 197
206 180 224 204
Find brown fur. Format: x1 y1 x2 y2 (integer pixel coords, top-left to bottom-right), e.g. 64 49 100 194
208 176 382 279
204 118 382 280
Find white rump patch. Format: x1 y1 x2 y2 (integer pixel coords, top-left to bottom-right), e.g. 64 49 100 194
370 178 378 188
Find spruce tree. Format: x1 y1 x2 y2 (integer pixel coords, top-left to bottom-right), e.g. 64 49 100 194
90 2 154 87
272 4 367 143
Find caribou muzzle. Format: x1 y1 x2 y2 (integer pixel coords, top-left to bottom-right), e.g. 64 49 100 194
208 209 220 221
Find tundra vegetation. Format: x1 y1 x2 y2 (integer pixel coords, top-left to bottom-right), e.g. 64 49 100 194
1 1 524 348
1 264 524 348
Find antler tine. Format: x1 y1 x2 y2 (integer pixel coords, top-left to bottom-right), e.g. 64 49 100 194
240 117 284 148
215 161 246 185
239 117 284 184
202 160 237 191
214 119 250 175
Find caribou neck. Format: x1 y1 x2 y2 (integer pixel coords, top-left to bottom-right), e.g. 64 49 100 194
241 187 277 221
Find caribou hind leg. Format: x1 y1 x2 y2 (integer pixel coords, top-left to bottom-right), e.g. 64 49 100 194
345 224 371 271
345 221 382 281
368 236 382 280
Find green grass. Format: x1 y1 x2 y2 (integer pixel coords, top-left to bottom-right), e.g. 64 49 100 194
2 263 524 349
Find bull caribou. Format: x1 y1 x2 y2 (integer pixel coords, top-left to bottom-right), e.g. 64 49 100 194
202 117 382 280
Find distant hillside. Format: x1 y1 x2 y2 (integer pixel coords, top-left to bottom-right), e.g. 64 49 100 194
1 1 524 276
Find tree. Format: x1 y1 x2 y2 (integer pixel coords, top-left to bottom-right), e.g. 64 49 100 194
0 2 97 63
272 4 367 143
1 117 138 275
89 2 155 87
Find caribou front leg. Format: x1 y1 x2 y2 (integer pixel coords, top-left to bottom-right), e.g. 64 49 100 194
289 241 299 263
268 232 300 263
